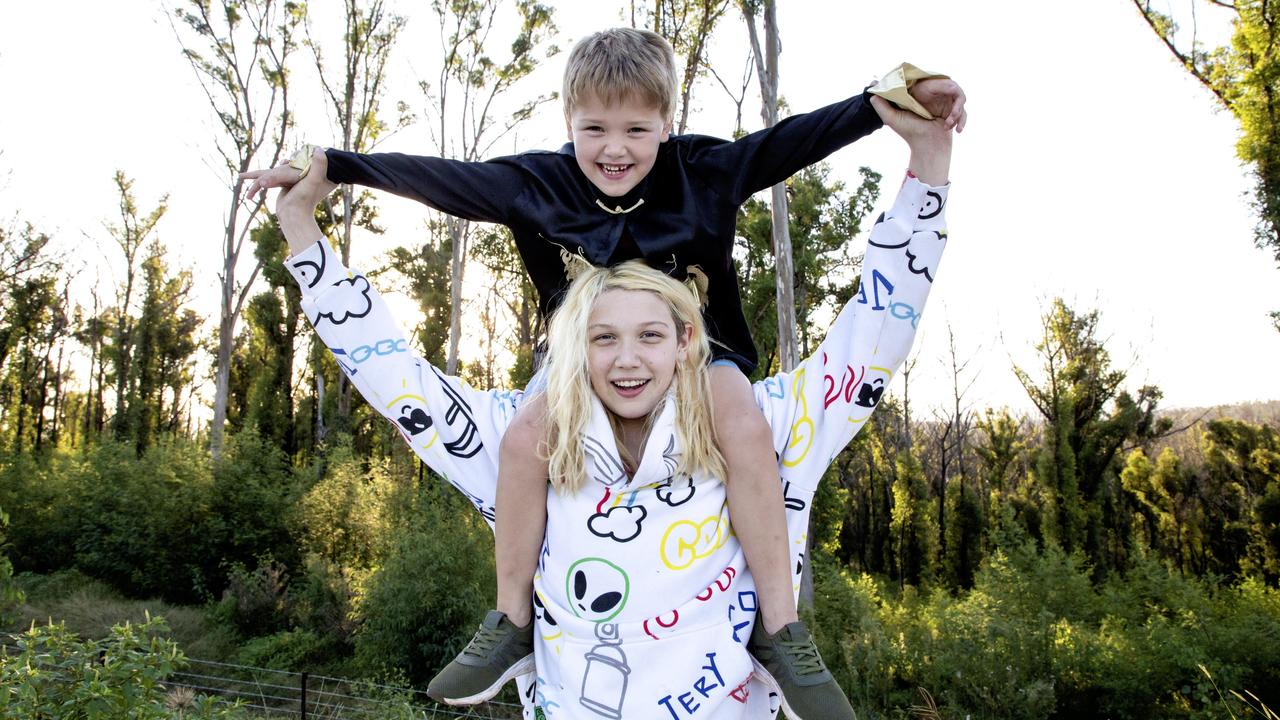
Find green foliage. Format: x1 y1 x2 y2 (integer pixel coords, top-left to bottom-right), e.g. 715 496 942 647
235 628 336 672
0 508 23 624
295 439 392 569
736 164 880 375
891 451 938 587
470 225 538 390
1014 299 1171 574
352 478 496 686
1133 1 1280 319
72 438 220 601
0 614 245 719
383 236 452 370
219 558 292 637
207 429 304 587
7 569 239 664
814 543 1280 719
0 430 301 604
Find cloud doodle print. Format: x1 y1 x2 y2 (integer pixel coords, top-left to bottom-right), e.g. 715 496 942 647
655 474 695 507
905 230 946 282
314 275 373 326
588 490 647 542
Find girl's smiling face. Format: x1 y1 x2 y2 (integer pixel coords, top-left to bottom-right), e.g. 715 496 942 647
586 288 690 432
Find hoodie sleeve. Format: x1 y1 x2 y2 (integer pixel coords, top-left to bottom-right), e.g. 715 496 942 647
754 175 950 493
284 238 517 526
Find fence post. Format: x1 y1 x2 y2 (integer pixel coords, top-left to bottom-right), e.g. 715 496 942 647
300 671 308 720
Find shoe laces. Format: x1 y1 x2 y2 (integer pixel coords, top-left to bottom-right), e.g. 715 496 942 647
779 636 825 677
462 623 505 659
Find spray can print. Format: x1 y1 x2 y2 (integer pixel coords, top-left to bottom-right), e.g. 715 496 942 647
578 622 631 718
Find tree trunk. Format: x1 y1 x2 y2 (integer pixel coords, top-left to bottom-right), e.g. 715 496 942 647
210 193 240 460
445 217 469 376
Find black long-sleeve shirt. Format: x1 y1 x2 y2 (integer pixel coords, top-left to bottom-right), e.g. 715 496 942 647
324 91 883 373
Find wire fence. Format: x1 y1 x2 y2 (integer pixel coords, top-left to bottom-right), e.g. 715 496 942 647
3 643 525 719
169 657 523 719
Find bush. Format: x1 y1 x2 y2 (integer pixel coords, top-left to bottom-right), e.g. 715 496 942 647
0 508 22 625
816 543 1280 720
0 613 245 719
352 479 495 687
219 557 292 637
235 628 337 672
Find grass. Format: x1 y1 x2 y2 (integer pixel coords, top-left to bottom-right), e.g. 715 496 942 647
6 569 239 661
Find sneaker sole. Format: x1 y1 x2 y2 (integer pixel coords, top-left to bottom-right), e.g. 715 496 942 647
751 656 854 720
435 653 536 706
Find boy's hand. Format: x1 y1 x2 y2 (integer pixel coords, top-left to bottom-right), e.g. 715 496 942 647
275 148 338 216
240 147 329 201
908 78 967 133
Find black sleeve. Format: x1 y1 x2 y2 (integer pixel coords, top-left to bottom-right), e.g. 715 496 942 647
324 150 527 224
684 91 883 205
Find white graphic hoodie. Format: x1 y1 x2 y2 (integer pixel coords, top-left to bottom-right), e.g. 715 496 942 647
285 176 949 719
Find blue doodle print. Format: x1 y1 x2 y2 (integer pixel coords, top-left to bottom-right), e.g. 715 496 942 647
328 347 357 377
762 376 785 399
889 301 922 328
657 652 729 719
855 269 895 310
349 337 408 364
726 590 758 643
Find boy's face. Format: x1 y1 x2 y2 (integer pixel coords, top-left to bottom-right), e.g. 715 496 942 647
566 93 671 198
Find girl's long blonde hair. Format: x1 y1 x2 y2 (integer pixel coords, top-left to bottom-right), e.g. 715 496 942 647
538 260 727 494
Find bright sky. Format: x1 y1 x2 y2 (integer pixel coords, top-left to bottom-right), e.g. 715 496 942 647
2 0 1276 418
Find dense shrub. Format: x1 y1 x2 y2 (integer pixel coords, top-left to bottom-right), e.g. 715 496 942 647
0 508 21 625
813 544 1280 720
0 614 244 719
352 480 496 687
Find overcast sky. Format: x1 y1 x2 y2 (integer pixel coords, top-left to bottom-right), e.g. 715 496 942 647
2 0 1275 417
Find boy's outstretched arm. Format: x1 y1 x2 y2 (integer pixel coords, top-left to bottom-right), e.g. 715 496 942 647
244 144 527 226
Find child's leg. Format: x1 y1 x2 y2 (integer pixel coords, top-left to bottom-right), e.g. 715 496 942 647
712 364 856 719
709 364 797 633
427 394 546 705
493 393 550 626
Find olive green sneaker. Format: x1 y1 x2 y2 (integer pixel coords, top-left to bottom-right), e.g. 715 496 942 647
748 619 856 720
427 610 535 706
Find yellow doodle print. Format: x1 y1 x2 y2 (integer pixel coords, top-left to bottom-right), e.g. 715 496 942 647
660 506 730 570
782 368 814 468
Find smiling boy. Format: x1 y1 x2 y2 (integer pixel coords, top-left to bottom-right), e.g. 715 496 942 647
244 27 964 719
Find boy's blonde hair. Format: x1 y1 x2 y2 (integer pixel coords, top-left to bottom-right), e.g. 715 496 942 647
537 260 726 494
562 28 679 121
